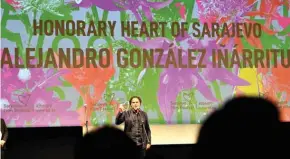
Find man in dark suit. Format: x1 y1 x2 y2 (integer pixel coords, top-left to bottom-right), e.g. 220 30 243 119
1 118 8 159
115 96 151 159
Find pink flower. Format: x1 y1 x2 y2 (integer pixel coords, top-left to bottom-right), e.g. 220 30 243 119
175 2 186 20
197 0 255 22
2 87 79 127
5 0 20 9
71 0 173 23
1 51 79 127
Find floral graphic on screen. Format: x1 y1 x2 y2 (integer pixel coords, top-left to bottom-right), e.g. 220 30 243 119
1 0 289 126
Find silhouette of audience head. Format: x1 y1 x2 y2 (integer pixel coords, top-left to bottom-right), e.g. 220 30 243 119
197 96 283 145
74 125 139 159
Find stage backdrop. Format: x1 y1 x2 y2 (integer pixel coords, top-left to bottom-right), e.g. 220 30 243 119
1 0 289 127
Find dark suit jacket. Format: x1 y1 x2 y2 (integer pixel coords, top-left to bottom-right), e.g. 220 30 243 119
115 109 151 149
1 118 8 149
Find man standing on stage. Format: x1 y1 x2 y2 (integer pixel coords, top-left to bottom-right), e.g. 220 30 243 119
1 118 8 159
115 96 151 159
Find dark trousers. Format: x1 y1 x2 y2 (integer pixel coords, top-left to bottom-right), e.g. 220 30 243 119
137 145 146 159
1 149 5 159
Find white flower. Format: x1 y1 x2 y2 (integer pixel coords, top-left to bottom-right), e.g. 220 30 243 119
18 68 31 82
0 98 10 110
75 0 82 4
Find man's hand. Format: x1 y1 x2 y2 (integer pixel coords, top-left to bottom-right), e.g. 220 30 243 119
119 104 125 112
0 140 5 147
146 144 151 150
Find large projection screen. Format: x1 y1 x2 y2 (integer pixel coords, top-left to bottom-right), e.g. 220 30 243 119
1 0 289 143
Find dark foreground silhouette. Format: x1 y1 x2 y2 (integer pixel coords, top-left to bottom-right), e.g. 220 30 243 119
74 125 139 159
197 97 284 145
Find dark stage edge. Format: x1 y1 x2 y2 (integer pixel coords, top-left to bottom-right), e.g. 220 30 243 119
3 123 290 159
